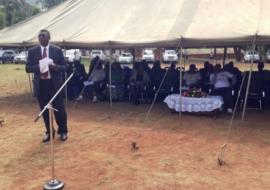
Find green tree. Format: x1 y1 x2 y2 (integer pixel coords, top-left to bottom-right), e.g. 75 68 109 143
0 13 4 29
5 2 15 26
38 0 66 9
31 6 40 15
0 0 40 29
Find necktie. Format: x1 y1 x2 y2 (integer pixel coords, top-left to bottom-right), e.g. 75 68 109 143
41 47 49 79
43 47 47 58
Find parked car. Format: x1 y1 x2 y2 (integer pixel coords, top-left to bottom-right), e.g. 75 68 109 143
90 49 106 60
162 49 178 63
142 49 155 62
243 50 260 63
13 51 28 64
0 50 17 64
64 49 82 62
118 52 133 63
266 50 270 62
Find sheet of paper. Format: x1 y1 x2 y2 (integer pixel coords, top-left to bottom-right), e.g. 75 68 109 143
39 58 53 73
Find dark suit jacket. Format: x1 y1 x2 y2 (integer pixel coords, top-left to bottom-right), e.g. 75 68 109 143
26 44 67 97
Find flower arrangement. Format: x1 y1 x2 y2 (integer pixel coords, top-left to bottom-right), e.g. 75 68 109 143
182 88 207 98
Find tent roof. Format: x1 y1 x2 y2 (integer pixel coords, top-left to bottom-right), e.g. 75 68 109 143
0 0 270 48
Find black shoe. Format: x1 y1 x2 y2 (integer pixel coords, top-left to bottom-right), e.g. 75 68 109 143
42 132 55 143
60 133 68 141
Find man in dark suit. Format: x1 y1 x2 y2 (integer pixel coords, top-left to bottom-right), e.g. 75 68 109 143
26 29 68 142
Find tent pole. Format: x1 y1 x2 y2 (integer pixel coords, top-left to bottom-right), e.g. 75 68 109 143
183 48 186 71
145 68 169 121
63 46 68 106
241 33 258 122
178 39 184 119
28 72 33 97
222 47 227 67
217 34 257 165
24 46 33 97
109 48 112 108
214 48 217 64
217 71 247 165
144 38 183 121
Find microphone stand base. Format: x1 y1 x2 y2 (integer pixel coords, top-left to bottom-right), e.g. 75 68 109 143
44 179 64 190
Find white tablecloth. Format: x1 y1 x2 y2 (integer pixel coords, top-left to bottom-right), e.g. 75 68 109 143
164 94 223 112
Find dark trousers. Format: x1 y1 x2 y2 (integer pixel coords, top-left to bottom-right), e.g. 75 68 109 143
68 83 83 100
212 87 233 110
130 83 148 104
37 79 68 135
84 81 104 98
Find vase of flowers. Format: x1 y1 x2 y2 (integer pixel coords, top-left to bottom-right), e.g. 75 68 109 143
182 88 207 98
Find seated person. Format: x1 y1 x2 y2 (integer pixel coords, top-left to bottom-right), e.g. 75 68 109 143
183 64 201 89
110 62 123 84
122 66 132 100
257 61 270 81
129 63 150 105
225 61 242 94
165 62 180 93
67 60 86 100
149 60 165 99
210 64 236 113
87 56 101 78
107 62 125 101
200 61 213 93
78 61 105 102
257 61 270 106
150 60 164 88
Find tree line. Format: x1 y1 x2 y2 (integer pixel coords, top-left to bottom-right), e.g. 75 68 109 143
0 0 66 29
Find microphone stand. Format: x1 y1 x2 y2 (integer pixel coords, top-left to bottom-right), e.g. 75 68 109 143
35 71 74 190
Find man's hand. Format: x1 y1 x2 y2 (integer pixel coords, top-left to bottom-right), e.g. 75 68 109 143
49 63 58 71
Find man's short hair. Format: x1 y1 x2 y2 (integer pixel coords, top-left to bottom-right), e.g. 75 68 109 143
39 29 51 39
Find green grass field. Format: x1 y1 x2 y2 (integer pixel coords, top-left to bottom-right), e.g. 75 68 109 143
0 64 30 98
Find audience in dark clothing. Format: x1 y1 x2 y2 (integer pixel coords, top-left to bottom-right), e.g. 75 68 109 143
68 57 270 111
259 62 270 107
149 61 165 100
165 62 180 93
200 61 213 93
87 56 101 78
129 63 150 105
226 62 242 90
107 62 125 101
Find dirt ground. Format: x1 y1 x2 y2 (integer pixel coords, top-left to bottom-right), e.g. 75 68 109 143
1 64 270 190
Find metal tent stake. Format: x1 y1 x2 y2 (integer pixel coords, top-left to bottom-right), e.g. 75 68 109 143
43 104 64 190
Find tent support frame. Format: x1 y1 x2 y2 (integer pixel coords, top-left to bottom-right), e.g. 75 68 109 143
178 44 183 119
241 32 258 122
144 38 183 121
217 32 258 165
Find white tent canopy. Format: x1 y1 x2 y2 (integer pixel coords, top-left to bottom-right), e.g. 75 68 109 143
0 0 269 48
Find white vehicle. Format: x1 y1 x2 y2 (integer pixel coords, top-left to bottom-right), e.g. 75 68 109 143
64 49 82 62
90 49 106 60
266 50 270 62
0 50 17 64
162 50 178 63
142 49 155 62
118 52 133 63
243 50 260 63
13 51 27 64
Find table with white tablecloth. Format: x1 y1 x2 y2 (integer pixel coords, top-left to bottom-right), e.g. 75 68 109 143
164 94 223 112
